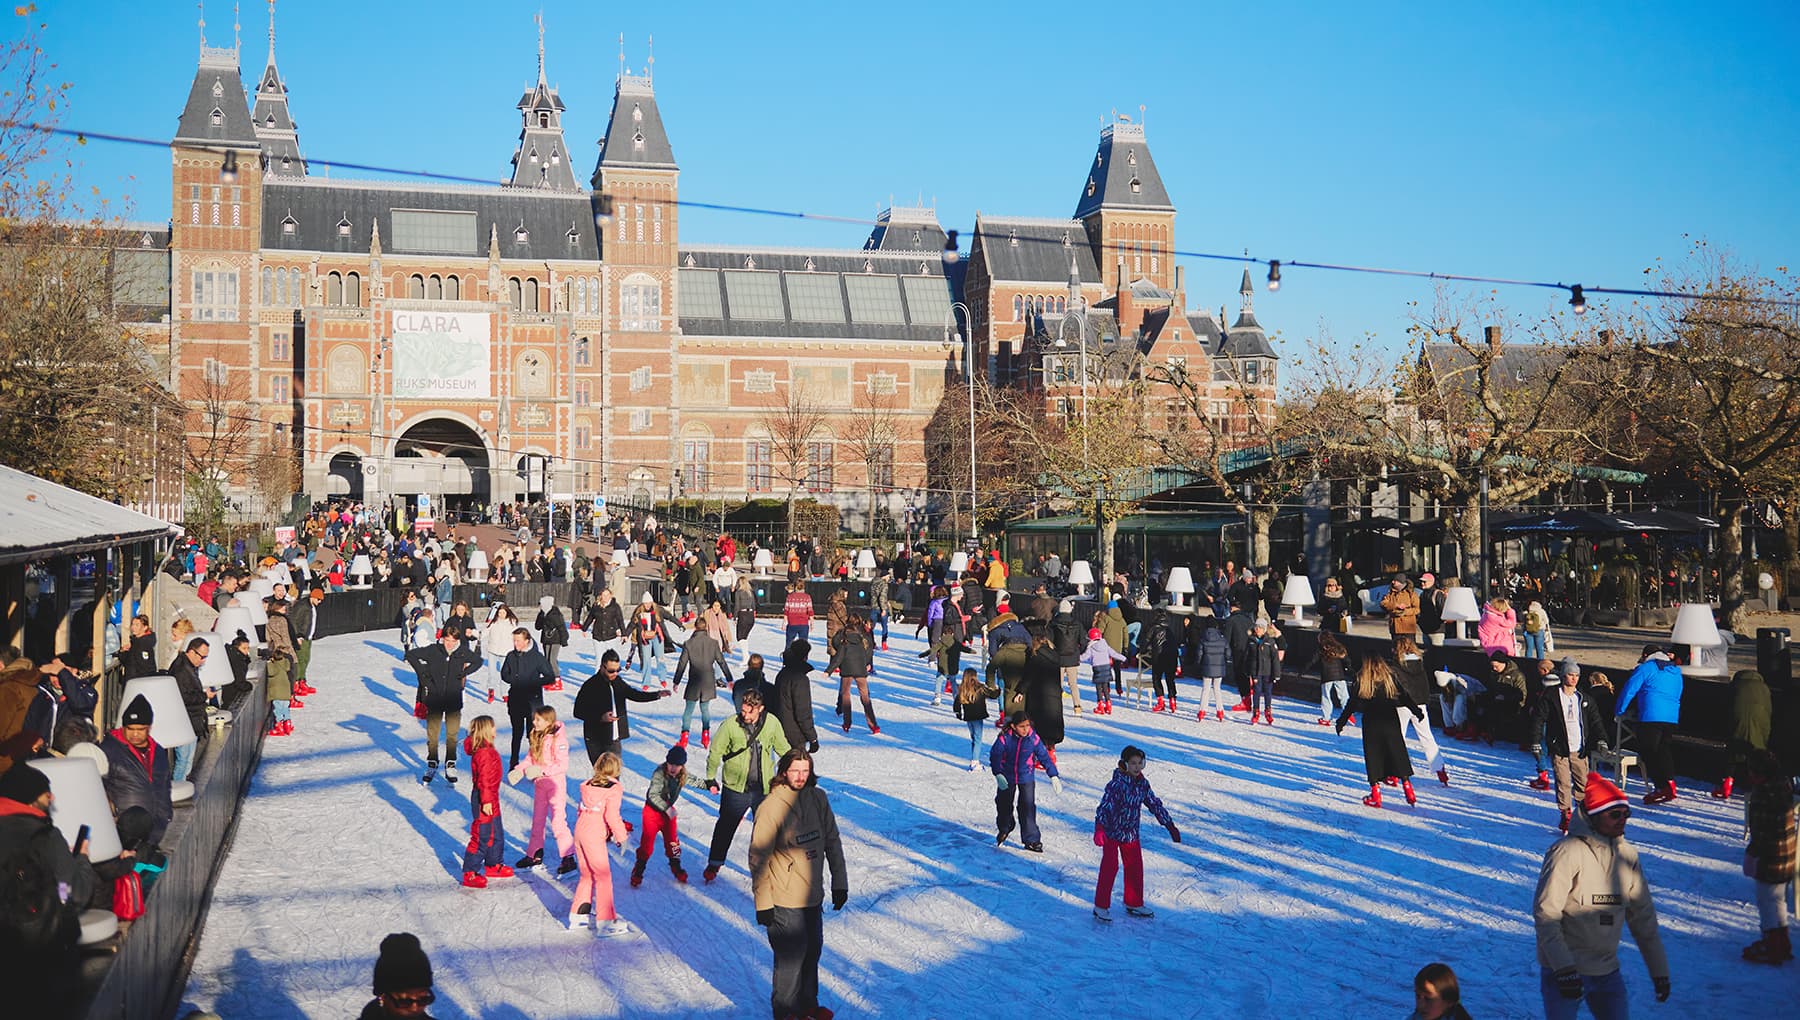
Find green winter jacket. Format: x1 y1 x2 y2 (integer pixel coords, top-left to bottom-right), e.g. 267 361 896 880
1730 668 1772 752
706 713 791 794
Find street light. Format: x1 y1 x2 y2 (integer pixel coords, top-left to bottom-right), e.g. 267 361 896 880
943 301 978 547
1055 306 1092 464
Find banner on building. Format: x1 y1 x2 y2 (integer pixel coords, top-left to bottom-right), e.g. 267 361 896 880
391 310 491 400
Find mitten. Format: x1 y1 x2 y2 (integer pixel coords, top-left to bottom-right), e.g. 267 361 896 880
807 740 820 754
994 774 1010 792
1554 969 1582 1000
1050 776 1064 796
756 908 773 927
507 765 525 784
1167 825 1181 844
1653 976 1670 1002
1093 825 1106 847
831 887 848 910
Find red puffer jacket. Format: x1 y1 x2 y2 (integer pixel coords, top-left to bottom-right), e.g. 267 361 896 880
464 735 503 813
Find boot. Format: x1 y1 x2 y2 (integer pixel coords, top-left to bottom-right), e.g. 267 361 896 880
700 727 711 749
1262 711 1274 725
678 730 690 748
1154 697 1166 713
461 871 487 889
1529 771 1552 791
487 864 514 878
1362 785 1382 808
1169 697 1179 716
1437 767 1450 787
669 849 688 883
1402 779 1417 806
1644 781 1676 805
556 854 577 876
1711 776 1734 799
629 859 646 888
1216 709 1225 721
1384 777 1399 787
515 850 544 870
1558 809 1571 833
1743 927 1794 964
288 697 305 709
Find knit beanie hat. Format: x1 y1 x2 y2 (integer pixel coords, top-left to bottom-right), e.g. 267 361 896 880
1582 775 1629 816
0 762 50 804
122 693 155 726
539 595 555 611
1558 656 1581 677
373 932 432 994
665 745 688 767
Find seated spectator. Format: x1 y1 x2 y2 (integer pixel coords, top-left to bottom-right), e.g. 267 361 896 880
221 634 256 708
101 695 174 850
0 760 98 1014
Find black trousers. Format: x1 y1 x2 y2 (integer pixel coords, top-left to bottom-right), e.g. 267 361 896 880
1637 721 1678 787
1152 660 1178 700
766 904 825 1019
585 735 622 765
708 785 764 867
508 705 533 768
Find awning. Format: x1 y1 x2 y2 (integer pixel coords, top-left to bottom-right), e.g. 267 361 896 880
1006 513 1241 535
1490 508 1719 536
0 464 182 565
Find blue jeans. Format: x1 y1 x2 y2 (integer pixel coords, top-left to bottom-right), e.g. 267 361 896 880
171 740 196 782
1540 967 1628 1020
965 719 985 761
271 699 291 723
463 805 506 873
636 640 666 686
1522 631 1547 659
784 624 810 648
873 611 889 644
1320 681 1350 720
681 698 714 733
1532 715 1551 772
1125 621 1142 657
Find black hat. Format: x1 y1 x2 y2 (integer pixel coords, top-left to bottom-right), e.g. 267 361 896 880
665 745 688 766
373 932 433 994
1007 711 1029 727
0 763 50 805
122 693 154 726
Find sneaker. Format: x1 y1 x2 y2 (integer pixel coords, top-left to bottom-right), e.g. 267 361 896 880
595 918 632 938
1022 842 1044 853
931 693 943 707
1125 905 1155 918
1093 906 1113 923
487 864 515 878
461 871 487 889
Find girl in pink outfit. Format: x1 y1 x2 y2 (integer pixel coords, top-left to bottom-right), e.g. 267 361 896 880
569 751 632 935
510 705 575 875
1477 597 1518 656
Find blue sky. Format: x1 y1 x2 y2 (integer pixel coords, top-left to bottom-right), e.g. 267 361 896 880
29 1 1800 355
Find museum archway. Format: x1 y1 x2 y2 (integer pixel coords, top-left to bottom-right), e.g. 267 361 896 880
392 417 491 516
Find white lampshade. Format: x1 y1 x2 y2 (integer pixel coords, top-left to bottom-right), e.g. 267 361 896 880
246 577 275 600
213 606 258 647
1440 587 1482 623
1671 602 1722 650
752 548 774 572
1166 567 1195 594
190 632 238 689
27 757 123 861
467 548 489 570
1282 574 1316 607
263 563 293 587
1066 560 1094 587
349 554 374 587
119 675 198 749
612 548 631 568
855 548 877 570
243 594 269 628
948 552 970 574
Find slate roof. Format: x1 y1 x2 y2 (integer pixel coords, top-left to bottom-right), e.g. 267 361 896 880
593 75 677 176
0 464 180 564
1419 340 1575 399
973 216 1102 284
1073 121 1175 219
252 54 305 177
1219 308 1276 358
676 246 958 342
864 206 948 253
260 178 601 261
174 48 260 149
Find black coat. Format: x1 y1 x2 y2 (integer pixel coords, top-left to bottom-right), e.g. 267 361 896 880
1338 688 1422 784
406 642 484 713
773 661 818 750
101 733 173 846
121 632 158 679
0 803 96 955
1022 647 1066 745
1197 622 1233 679
1224 611 1256 681
169 655 210 740
1391 654 1432 703
500 648 556 711
571 672 663 744
442 612 480 645
590 601 627 642
1533 685 1609 758
829 630 874 677
732 668 777 711
536 607 568 649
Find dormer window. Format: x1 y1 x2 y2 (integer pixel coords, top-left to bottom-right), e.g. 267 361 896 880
567 227 580 246
515 222 530 243
211 79 224 98
264 113 275 127
210 107 224 126
744 255 756 270
803 257 816 271
863 259 873 273
1129 177 1142 194
1062 231 1072 247
1087 177 1096 197
550 148 561 165
919 261 929 275
632 104 643 123
633 132 644 146
1128 149 1138 166
280 155 292 171
1008 229 1019 247
538 112 549 128
683 253 696 267
139 232 153 249
337 215 352 237
528 146 539 163
912 229 922 246
280 215 297 236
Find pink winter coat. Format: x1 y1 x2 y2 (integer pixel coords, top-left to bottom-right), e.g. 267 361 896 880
574 779 630 842
528 721 570 783
1478 605 1518 656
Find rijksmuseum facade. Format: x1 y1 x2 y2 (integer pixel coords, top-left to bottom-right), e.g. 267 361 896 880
143 19 1277 526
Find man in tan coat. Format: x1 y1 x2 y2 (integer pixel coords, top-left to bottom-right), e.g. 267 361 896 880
750 748 848 1020
1381 573 1420 639
1533 774 1671 1018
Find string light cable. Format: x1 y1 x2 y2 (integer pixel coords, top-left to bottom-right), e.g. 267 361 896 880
6 120 1795 312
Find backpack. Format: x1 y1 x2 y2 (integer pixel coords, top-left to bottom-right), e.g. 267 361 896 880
0 832 69 952
112 872 145 921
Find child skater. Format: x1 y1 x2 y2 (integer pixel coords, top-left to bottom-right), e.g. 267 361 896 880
1092 743 1180 922
630 745 691 887
569 751 633 935
1741 748 1797 964
952 667 1000 771
1080 627 1126 716
509 705 575 875
460 716 515 887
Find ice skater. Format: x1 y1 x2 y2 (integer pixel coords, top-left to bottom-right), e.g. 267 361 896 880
991 711 1062 852
1336 658 1425 808
1740 748 1796 964
1080 626 1126 716
1091 744 1180 922
460 716 515 888
631 745 691 887
953 667 1000 770
509 706 575 876
569 751 632 935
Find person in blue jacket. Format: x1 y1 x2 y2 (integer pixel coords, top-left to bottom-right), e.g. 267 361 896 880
1090 744 1180 922
990 711 1061 853
1615 643 1685 805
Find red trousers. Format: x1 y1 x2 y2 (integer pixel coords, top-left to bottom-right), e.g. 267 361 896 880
636 804 680 862
1095 837 1144 909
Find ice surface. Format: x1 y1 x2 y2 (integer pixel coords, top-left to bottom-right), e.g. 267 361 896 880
181 623 1792 1018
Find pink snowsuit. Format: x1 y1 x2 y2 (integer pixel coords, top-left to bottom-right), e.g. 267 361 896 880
523 722 572 861
1477 605 1518 656
571 779 630 919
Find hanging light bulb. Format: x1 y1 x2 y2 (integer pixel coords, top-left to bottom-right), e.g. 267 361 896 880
1568 284 1587 315
941 229 960 266
593 194 615 226
1266 260 1282 292
219 150 239 184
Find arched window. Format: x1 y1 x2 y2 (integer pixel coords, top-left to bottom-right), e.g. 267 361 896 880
586 278 599 314
345 272 361 306
524 277 540 312
277 267 290 305
538 112 549 128
1012 295 1023 322
325 272 343 306
1055 297 1065 314
680 424 712 494
261 266 273 304
408 274 425 300
426 275 442 300
507 277 522 309
619 273 661 330
445 275 460 301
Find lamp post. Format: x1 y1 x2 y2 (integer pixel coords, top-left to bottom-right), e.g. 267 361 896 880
944 301 978 547
1056 306 1091 464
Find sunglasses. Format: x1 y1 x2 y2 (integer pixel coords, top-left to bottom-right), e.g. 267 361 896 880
1600 807 1631 820
385 991 436 1008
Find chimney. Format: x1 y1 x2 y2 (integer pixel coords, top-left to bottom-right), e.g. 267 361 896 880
1484 325 1502 345
1174 264 1184 298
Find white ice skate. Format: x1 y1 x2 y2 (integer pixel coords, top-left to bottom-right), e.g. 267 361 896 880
1125 905 1155 918
1092 907 1113 923
595 918 632 938
567 913 592 931
444 763 458 785
968 759 980 772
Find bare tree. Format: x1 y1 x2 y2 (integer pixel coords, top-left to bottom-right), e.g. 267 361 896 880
756 385 829 541
181 353 259 543
922 377 1040 539
840 392 897 540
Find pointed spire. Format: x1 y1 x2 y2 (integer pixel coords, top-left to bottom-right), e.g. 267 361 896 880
1239 267 1255 316
267 0 275 53
535 9 546 86
489 223 501 261
508 14 577 190
252 0 304 176
646 34 654 81
369 217 381 257
197 1 205 56
233 2 240 52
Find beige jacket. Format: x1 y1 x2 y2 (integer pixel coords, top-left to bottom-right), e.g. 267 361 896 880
749 782 847 912
1533 832 1670 979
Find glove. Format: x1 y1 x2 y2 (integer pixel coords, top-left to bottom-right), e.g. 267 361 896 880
413 702 427 720
995 774 1010 792
1412 710 1425 722
807 740 820 754
1554 968 1583 1000
707 781 721 794
1051 776 1064 796
1167 824 1181 844
756 908 773 927
1093 825 1106 847
831 888 848 910
1654 976 1670 1002
507 766 525 784
1334 719 1346 735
